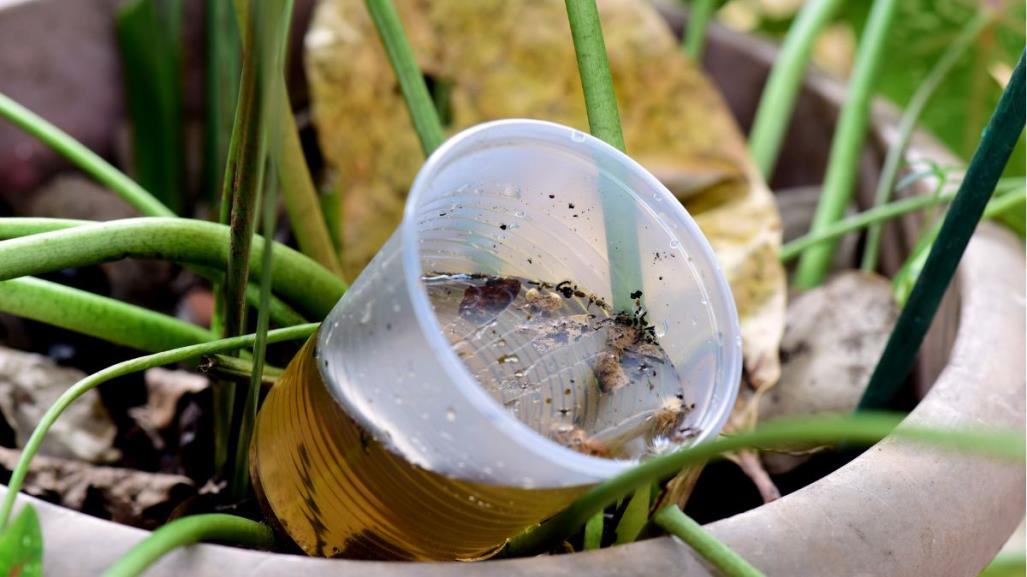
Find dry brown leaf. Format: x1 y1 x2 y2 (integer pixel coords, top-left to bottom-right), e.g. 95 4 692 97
128 368 209 450
307 0 786 501
0 346 117 463
0 446 194 530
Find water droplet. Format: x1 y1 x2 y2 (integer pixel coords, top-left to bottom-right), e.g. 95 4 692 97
570 130 586 142
734 335 743 348
500 184 522 198
669 239 681 249
700 296 708 305
446 407 457 422
513 210 525 218
359 301 374 324
652 193 664 203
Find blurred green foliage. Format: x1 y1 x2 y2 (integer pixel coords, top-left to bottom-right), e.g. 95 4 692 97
732 0 1025 236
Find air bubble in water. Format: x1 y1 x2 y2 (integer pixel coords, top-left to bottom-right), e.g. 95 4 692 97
359 301 373 324
669 239 681 249
653 193 664 203
570 130 586 142
513 210 525 218
501 184 522 198
446 407 457 422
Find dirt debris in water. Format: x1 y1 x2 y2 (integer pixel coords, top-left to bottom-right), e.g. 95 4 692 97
426 272 696 460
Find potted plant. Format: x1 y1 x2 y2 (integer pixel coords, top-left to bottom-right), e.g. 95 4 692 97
0 0 1022 575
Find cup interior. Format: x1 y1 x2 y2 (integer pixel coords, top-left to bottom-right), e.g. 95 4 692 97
388 119 742 484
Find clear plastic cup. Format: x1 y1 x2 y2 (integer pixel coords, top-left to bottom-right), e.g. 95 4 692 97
251 119 742 560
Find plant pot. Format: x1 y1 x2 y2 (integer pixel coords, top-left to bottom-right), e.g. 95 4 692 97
0 2 1022 575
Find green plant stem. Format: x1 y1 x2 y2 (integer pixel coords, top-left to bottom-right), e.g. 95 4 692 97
979 551 1027 577
229 0 291 498
101 514 274 577
0 93 173 218
860 12 991 272
653 506 763 577
0 217 345 320
793 0 900 289
565 0 624 151
366 0 444 155
0 277 212 351
200 354 283 385
205 0 241 210
583 512 604 550
0 218 307 328
221 0 268 345
195 265 308 327
857 52 1025 412
565 0 641 314
683 0 716 61
0 323 318 527
892 186 1025 304
279 104 346 278
116 0 185 214
779 186 1027 262
748 0 843 178
502 412 1024 557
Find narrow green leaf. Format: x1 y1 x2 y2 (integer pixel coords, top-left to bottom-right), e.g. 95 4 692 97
858 52 1025 411
794 0 900 288
0 506 42 576
683 0 717 61
653 506 763 577
583 512 604 550
613 485 650 545
102 514 273 577
365 0 444 155
115 0 185 214
748 0 845 178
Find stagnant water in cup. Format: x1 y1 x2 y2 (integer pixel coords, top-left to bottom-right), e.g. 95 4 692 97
424 273 698 460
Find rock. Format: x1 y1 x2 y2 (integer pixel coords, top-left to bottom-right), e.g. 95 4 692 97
0 345 118 463
759 271 898 473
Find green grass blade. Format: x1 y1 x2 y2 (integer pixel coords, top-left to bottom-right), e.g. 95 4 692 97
0 277 211 351
503 412 1024 557
793 0 900 289
365 0 444 156
0 217 346 321
565 0 624 151
748 0 843 178
0 93 172 218
115 0 185 214
858 52 1025 411
204 0 242 210
683 0 717 61
652 506 764 577
860 12 991 272
102 514 273 577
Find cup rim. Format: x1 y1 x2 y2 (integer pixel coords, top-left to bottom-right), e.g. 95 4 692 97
399 119 742 483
